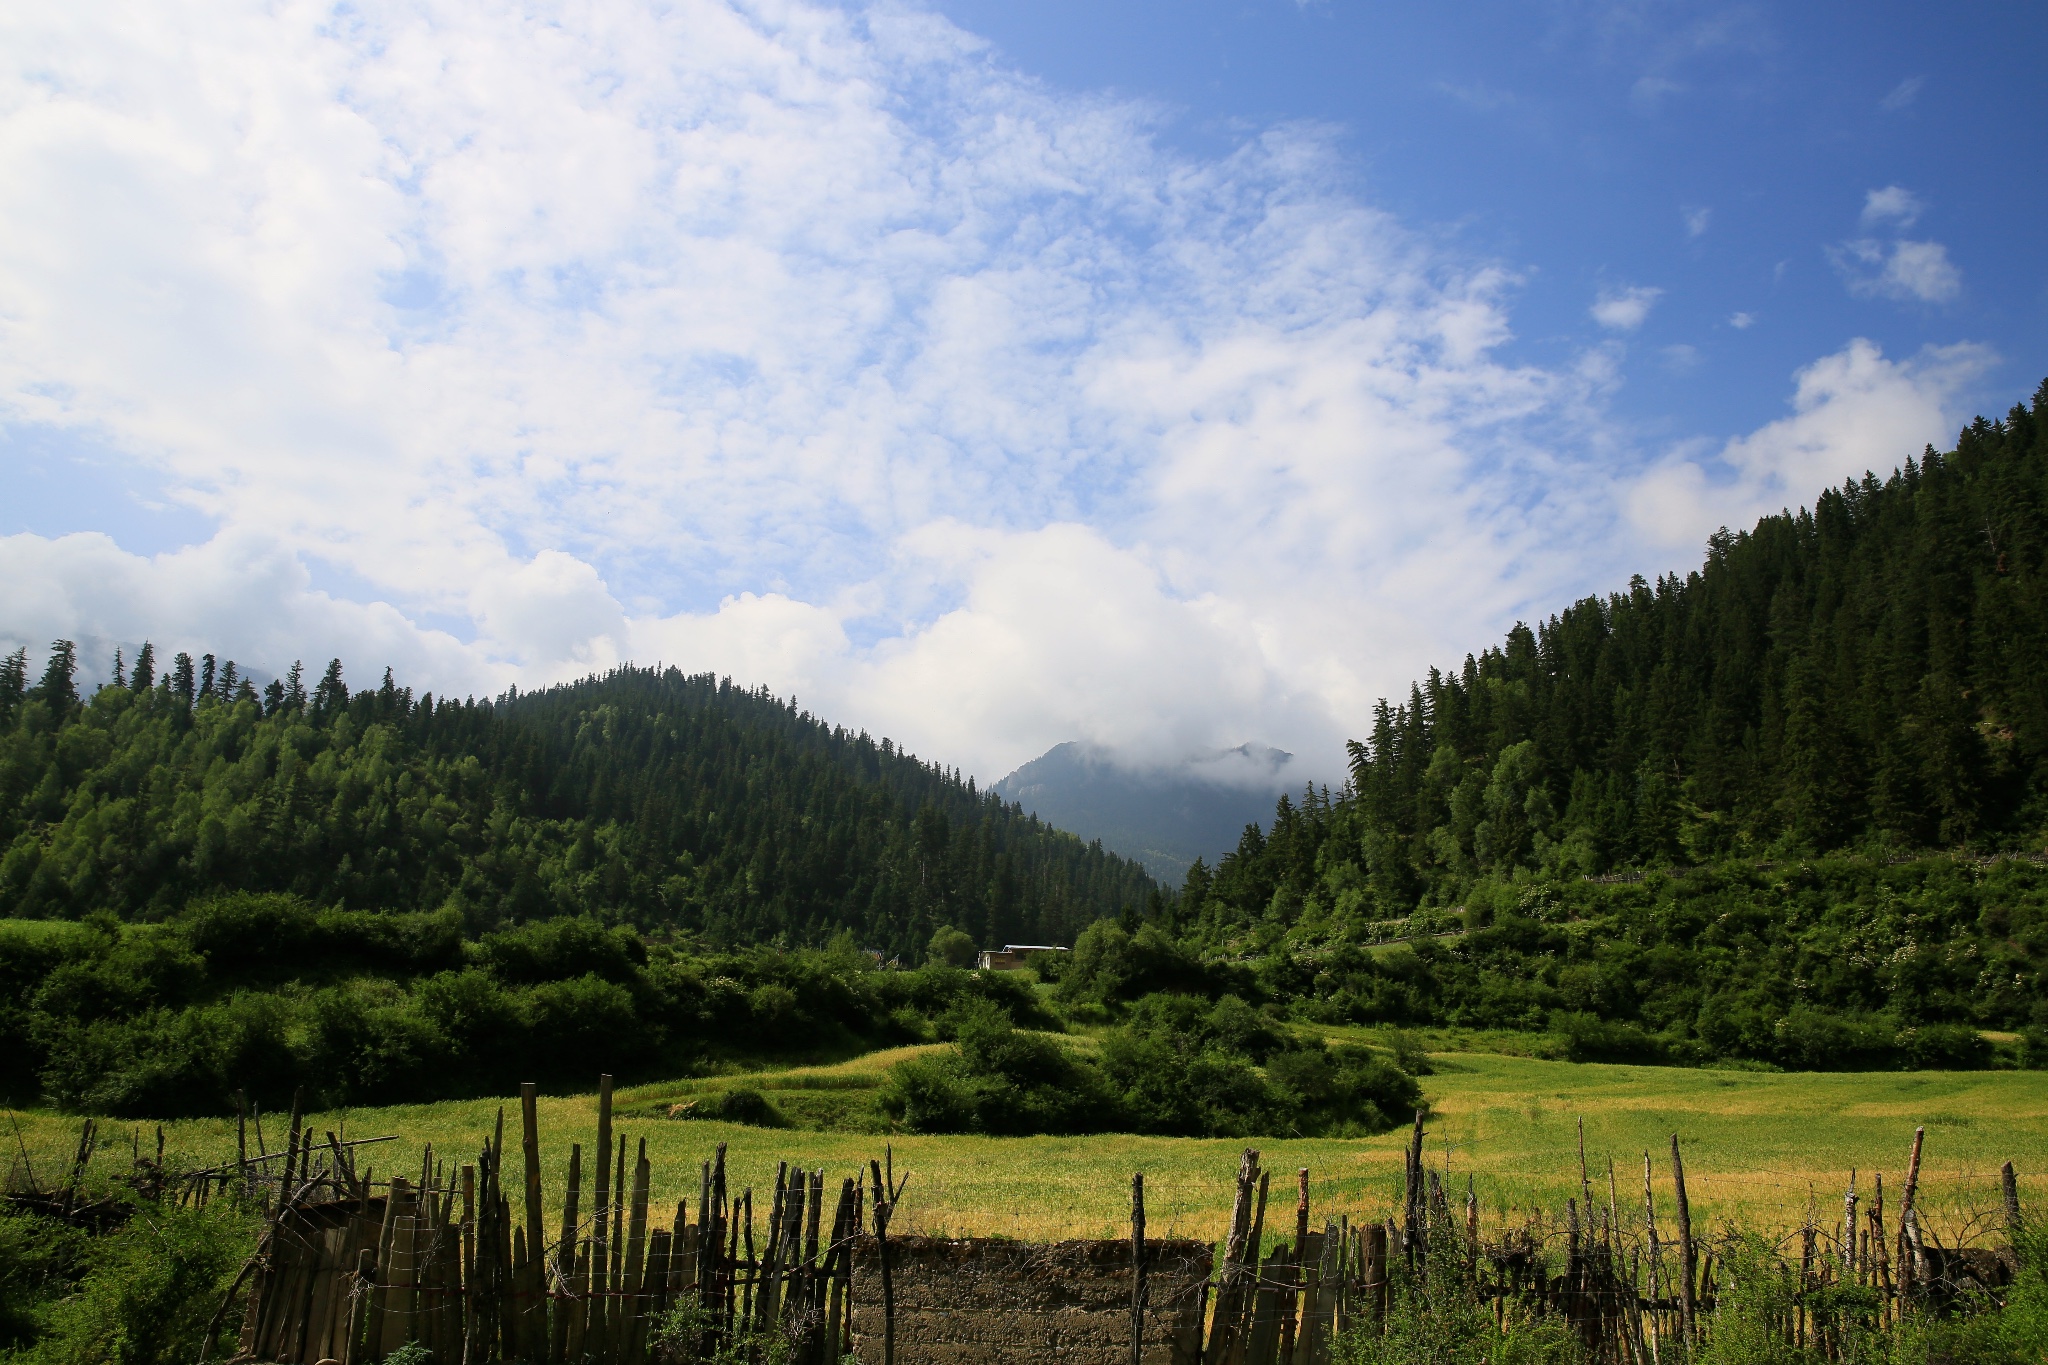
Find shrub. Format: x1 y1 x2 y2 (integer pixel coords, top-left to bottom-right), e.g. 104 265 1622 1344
1553 1011 1669 1065
879 998 1117 1135
23 1199 251 1365
926 925 977 968
0 1207 91 1350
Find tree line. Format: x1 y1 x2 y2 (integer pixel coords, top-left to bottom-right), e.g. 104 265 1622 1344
0 652 1155 954
1132 379 2048 1071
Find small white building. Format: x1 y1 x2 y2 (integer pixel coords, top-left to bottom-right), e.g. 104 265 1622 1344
975 943 1069 972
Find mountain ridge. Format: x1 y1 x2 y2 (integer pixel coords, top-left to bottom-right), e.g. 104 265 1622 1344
993 740 1293 881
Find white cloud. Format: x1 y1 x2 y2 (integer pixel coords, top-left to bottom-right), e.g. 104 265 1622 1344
0 0 2002 788
1626 339 1993 549
0 530 491 692
1881 76 1924 111
1832 238 1962 304
1861 185 1924 228
1728 311 1755 329
1683 206 1711 238
1591 285 1663 331
1661 344 1701 373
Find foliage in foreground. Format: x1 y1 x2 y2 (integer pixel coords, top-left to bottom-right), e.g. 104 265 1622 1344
0 1198 251 1365
1330 1214 2048 1365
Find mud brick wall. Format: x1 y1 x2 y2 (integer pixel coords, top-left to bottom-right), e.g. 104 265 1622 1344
847 1236 1213 1365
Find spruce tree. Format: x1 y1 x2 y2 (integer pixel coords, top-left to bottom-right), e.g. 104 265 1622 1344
34 640 78 711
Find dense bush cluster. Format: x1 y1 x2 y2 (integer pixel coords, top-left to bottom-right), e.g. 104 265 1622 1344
0 893 1053 1117
1068 856 2048 1072
879 992 1421 1137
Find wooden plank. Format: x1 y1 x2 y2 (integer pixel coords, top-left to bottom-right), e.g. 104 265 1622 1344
623 1141 652 1365
1202 1150 1260 1365
1242 1243 1290 1365
520 1082 548 1362
592 1075 615 1357
553 1143 583 1365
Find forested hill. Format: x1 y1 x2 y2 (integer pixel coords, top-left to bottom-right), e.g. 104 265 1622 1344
1184 378 2048 938
0 657 1154 952
1352 382 2048 884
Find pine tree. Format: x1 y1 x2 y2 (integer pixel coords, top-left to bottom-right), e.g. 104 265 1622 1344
34 640 78 711
0 648 25 728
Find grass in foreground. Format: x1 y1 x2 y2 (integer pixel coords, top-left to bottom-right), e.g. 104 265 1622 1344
6 1047 2042 1246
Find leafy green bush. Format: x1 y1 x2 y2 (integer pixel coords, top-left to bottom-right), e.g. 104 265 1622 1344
926 925 977 968
21 1199 251 1365
880 998 1118 1135
0 1206 91 1349
886 991 1420 1138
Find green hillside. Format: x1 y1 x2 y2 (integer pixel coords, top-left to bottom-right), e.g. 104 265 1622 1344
1113 380 2048 1073
0 660 1153 953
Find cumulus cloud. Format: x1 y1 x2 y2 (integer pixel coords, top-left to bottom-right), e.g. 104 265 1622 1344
1861 185 1924 228
1626 339 1994 549
1591 285 1663 331
1832 238 1962 303
0 530 491 691
1683 206 1711 238
1728 311 1755 329
0 0 1999 785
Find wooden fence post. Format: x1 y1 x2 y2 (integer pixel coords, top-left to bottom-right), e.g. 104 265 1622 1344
1204 1149 1260 1365
2002 1160 2022 1236
1668 1135 1695 1347
1899 1127 1925 1308
1131 1172 1149 1365
869 1158 897 1365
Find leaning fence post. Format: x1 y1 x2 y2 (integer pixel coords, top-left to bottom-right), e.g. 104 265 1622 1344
870 1157 898 1365
1668 1135 1695 1347
1204 1149 1260 1365
1899 1126 1925 1308
2002 1160 2022 1235
1131 1172 1148 1365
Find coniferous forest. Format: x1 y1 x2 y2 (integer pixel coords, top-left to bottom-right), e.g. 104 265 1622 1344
1134 379 2048 1072
0 656 1153 953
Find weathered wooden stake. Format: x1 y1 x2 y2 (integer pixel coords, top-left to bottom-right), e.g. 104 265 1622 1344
1131 1171 1149 1365
1669 1134 1695 1345
2002 1160 2022 1235
1899 1126 1925 1306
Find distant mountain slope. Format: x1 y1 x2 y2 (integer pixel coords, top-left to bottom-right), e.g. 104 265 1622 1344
0 660 1154 953
1181 377 2048 950
992 741 1293 881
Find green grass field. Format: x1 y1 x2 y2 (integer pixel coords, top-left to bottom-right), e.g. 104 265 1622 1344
9 1041 2041 1248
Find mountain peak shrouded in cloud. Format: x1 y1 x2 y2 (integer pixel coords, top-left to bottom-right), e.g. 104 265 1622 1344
992 741 1294 882
1 0 2039 785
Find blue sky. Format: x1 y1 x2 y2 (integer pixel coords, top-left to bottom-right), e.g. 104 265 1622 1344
1 0 2042 783
927 0 2046 439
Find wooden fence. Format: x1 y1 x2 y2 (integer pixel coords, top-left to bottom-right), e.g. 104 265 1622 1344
213 1084 2029 1365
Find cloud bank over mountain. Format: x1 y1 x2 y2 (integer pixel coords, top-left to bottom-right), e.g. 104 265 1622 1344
0 0 1987 783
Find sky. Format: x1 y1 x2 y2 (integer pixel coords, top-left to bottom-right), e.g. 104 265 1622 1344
2 0 2043 786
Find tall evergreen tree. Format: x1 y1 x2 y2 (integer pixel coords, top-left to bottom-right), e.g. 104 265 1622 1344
33 640 78 711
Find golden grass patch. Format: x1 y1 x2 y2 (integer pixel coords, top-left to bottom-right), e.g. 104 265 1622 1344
7 1048 2041 1246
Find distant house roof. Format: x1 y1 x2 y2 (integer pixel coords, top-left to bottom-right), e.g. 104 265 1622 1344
1002 944 1067 953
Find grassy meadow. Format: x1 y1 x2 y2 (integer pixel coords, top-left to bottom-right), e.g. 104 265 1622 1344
8 1038 2042 1249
